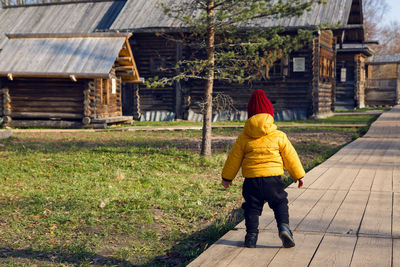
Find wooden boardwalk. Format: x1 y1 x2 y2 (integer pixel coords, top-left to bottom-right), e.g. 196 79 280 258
189 106 400 267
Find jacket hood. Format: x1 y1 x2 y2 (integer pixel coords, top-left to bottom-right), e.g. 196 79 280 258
244 113 277 138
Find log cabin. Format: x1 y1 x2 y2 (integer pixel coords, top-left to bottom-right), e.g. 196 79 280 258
365 54 400 106
109 0 370 120
0 33 141 128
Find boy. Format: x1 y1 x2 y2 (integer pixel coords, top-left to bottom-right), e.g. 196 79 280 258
221 89 304 248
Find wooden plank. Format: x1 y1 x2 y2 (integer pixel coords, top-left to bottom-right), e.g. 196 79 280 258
380 139 400 166
394 239 400 267
350 168 376 192
309 234 357 267
394 167 400 193
371 167 393 192
226 231 281 267
350 237 392 267
328 168 360 190
11 101 82 108
351 138 381 168
267 232 324 267
11 112 83 119
393 192 400 238
12 107 83 113
264 189 326 230
359 191 392 237
11 96 83 102
308 167 346 190
336 139 369 164
327 190 370 235
296 189 347 233
187 229 244 267
288 166 328 189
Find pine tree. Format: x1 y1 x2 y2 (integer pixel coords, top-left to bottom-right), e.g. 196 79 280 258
150 0 324 156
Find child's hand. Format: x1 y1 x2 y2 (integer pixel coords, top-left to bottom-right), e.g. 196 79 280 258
296 178 304 188
221 180 232 189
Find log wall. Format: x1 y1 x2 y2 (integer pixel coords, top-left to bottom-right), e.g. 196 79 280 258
128 31 338 120
366 63 399 107
365 78 397 106
368 64 398 79
1 75 124 126
93 72 123 119
130 33 317 120
312 31 336 117
128 33 177 116
6 78 85 120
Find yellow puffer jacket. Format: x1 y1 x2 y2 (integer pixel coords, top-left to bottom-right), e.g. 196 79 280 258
222 113 305 181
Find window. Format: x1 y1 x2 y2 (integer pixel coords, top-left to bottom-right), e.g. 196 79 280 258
319 55 335 82
293 57 306 72
268 59 282 78
267 57 289 79
340 68 347 82
112 78 117 94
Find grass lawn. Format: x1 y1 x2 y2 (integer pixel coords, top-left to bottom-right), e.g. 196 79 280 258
118 113 379 128
0 114 379 266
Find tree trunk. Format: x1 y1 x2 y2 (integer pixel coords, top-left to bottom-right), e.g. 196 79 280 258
201 0 215 156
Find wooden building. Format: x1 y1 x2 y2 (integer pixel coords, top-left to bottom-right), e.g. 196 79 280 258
0 33 141 128
365 54 400 106
0 0 372 122
109 0 370 120
335 43 373 109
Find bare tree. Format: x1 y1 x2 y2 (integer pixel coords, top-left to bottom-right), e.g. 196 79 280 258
376 21 400 54
363 0 400 54
363 0 389 41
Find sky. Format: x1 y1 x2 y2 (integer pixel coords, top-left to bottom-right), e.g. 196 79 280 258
383 0 400 25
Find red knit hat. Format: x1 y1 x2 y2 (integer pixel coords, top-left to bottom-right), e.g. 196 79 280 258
247 89 274 118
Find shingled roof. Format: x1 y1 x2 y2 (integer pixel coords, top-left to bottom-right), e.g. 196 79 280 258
110 0 358 32
366 54 400 64
0 0 126 48
0 33 139 80
0 0 364 48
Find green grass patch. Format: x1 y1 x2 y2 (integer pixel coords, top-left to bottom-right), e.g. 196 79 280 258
335 106 390 112
118 114 379 129
0 131 244 266
275 114 379 126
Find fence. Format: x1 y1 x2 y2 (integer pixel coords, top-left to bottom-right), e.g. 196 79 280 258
365 78 398 106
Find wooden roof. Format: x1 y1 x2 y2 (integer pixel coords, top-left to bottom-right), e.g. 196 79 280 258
0 0 364 42
337 43 374 56
0 0 126 48
366 54 400 65
110 0 357 32
0 33 141 82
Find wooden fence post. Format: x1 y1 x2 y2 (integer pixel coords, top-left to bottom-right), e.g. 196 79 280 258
175 42 183 119
83 83 91 125
2 87 11 124
396 63 400 105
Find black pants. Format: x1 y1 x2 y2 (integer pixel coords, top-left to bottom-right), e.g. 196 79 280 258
242 176 289 233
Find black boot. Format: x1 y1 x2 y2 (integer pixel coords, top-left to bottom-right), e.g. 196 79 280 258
278 223 295 248
244 232 258 248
